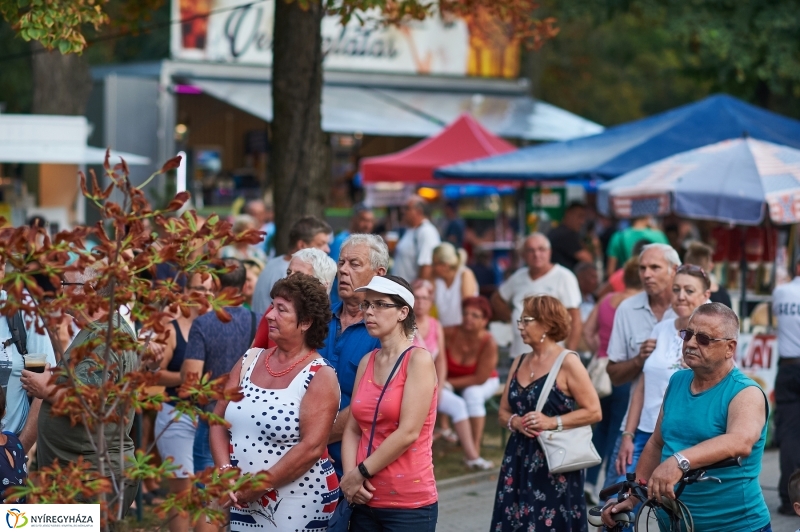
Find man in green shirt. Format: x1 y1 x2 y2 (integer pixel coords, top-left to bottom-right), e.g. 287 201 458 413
21 268 139 514
606 216 670 275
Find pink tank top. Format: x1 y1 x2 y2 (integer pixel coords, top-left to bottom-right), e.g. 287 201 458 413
597 295 617 359
422 316 440 359
351 349 438 509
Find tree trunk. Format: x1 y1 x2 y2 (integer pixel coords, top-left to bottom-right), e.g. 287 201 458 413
270 0 328 255
31 41 92 115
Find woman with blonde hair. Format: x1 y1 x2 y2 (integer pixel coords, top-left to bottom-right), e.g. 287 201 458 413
432 242 478 327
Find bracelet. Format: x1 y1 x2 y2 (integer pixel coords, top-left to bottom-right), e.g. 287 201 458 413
556 415 563 432
358 462 373 479
621 431 635 439
218 464 234 472
507 414 518 432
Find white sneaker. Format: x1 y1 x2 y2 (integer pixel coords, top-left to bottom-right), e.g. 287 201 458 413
465 457 494 470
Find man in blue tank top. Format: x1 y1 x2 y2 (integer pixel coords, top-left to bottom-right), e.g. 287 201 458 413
602 303 772 532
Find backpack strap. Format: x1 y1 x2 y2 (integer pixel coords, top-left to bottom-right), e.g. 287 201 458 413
6 311 28 356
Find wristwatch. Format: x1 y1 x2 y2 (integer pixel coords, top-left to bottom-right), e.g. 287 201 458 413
673 452 690 472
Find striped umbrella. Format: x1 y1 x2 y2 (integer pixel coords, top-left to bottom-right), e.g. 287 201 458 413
597 137 800 225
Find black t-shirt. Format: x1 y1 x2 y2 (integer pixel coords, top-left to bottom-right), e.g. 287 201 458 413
710 285 732 308
547 225 583 270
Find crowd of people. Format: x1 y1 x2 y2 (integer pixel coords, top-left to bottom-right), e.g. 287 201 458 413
1 197 797 532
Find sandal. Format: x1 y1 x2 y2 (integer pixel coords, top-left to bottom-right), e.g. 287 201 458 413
465 457 494 470
439 428 459 444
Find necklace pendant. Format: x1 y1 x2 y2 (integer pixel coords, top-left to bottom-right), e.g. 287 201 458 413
530 371 535 379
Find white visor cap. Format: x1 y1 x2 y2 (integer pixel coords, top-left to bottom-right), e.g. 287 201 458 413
354 276 415 308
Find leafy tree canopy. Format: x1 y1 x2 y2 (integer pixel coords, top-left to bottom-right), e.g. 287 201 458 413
538 0 800 124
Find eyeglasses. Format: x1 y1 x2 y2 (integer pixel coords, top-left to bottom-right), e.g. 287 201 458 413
679 329 733 347
516 316 537 325
60 281 84 287
359 301 403 311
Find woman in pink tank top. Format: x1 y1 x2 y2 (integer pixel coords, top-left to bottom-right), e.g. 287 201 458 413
340 275 438 531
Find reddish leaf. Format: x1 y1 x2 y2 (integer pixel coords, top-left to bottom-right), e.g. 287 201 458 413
166 191 190 212
159 155 183 174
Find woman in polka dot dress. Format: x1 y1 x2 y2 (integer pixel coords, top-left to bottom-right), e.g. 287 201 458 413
210 274 341 531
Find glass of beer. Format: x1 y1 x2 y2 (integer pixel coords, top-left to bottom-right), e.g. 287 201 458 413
23 353 48 373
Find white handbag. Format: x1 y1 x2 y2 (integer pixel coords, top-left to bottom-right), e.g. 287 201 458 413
535 350 602 474
586 354 612 399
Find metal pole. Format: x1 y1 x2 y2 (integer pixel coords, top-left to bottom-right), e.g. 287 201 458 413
740 226 747 328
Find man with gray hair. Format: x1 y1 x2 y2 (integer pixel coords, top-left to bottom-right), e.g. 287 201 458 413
287 248 337 294
607 243 680 385
602 303 770 531
492 232 583 356
599 242 679 496
318 233 389 476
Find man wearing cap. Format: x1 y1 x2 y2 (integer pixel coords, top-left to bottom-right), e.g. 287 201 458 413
319 233 389 476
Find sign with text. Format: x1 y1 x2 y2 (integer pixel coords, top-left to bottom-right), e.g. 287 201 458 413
171 0 520 78
736 333 778 403
0 504 99 530
525 182 566 234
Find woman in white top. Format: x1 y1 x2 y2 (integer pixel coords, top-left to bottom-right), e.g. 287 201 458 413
614 264 711 479
432 243 478 327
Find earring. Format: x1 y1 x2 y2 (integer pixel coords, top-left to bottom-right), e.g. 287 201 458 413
540 333 546 343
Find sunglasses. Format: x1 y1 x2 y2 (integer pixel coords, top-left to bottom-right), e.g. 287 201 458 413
679 329 733 347
677 264 708 280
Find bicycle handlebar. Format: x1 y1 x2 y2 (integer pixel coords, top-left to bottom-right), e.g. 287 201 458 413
598 456 742 501
701 456 741 471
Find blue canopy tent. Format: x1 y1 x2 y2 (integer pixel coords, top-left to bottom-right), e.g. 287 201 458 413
435 94 800 181
598 136 800 319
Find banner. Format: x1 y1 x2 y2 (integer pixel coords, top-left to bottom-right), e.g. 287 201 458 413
171 0 520 78
736 333 778 403
0 504 99 530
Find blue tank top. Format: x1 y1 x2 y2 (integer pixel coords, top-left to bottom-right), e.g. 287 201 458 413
166 320 188 402
661 367 770 532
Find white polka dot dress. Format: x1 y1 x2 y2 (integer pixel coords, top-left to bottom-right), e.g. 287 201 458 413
227 353 341 531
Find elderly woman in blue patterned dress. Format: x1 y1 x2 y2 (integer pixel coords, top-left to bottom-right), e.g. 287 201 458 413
209 273 341 531
491 295 601 532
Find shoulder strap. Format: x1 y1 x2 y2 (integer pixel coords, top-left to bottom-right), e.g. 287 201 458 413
239 348 266 386
366 345 414 457
9 311 27 356
249 311 257 346
535 350 572 413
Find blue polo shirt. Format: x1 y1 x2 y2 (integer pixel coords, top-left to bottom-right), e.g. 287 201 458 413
318 301 380 475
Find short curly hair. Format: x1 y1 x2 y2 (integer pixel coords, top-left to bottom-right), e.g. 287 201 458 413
522 295 571 342
270 273 332 349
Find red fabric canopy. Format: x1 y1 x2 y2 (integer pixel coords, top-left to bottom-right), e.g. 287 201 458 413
360 114 516 184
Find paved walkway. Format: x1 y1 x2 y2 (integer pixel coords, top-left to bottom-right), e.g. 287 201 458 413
438 449 800 531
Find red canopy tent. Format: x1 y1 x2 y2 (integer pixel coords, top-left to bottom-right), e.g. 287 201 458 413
360 114 517 184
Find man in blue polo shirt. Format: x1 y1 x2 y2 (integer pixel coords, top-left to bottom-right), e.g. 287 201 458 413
319 233 388 476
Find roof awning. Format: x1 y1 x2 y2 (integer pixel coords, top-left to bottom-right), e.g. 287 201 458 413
371 89 604 141
189 80 603 141
192 80 442 137
0 114 151 165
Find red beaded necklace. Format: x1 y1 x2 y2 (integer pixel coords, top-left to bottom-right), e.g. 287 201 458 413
265 347 314 377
